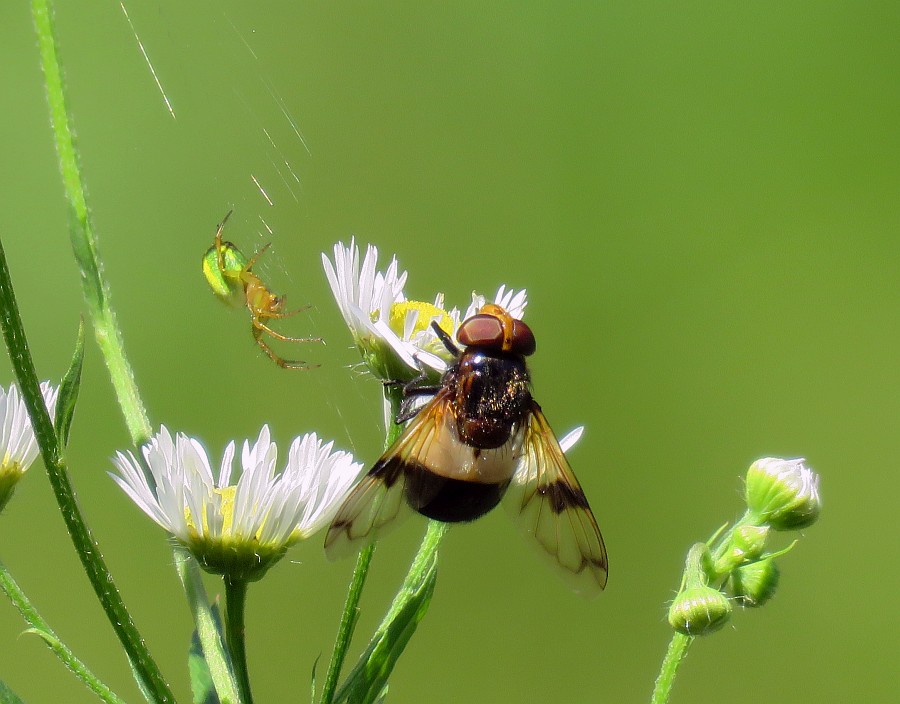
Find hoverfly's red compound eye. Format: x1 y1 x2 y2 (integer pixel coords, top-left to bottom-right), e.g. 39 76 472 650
458 304 536 356
510 319 536 356
457 314 505 350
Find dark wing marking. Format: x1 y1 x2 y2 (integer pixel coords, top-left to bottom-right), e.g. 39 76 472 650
504 401 608 596
324 388 454 559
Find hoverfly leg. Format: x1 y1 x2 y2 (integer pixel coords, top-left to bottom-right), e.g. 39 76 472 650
396 387 442 423
383 370 441 424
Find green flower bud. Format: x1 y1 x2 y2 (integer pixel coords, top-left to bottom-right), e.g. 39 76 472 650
745 458 821 530
729 558 780 607
732 524 770 560
712 524 770 575
668 585 732 636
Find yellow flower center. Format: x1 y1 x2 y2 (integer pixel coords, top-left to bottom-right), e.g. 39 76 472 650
389 301 452 338
184 485 242 536
181 485 290 582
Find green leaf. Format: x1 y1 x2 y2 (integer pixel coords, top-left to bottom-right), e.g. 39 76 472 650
310 655 320 704
53 319 84 448
0 680 25 704
189 608 222 704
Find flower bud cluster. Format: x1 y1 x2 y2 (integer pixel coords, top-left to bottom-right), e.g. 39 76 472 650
668 458 821 635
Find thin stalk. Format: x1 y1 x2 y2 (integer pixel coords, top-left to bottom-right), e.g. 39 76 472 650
320 543 375 704
31 0 151 446
650 632 693 704
176 548 242 704
0 560 125 704
0 238 175 703
224 578 253 704
319 388 407 704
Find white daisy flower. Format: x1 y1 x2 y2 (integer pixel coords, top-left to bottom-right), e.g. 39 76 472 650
111 425 362 581
322 239 528 380
0 382 59 512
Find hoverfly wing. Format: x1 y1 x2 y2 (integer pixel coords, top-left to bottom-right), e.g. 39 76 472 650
504 401 608 596
324 388 454 559
322 459 409 560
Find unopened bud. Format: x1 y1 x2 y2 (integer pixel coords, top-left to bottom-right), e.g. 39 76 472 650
668 585 732 636
745 458 821 530
713 524 770 574
729 558 780 607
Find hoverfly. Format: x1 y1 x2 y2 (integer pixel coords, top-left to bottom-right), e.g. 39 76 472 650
202 211 321 370
325 303 608 595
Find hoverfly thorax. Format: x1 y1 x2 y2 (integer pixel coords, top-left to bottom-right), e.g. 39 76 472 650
450 352 530 449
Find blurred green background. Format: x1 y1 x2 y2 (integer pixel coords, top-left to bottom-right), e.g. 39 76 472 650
1 1 898 702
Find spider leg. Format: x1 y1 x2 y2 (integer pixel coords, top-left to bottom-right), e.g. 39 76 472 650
214 210 234 272
252 317 323 344
261 303 312 319
244 242 272 272
252 326 318 370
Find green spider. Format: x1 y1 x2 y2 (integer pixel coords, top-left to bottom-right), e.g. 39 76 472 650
202 211 320 370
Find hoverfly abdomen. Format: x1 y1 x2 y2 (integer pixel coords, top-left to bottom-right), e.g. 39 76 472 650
405 464 509 522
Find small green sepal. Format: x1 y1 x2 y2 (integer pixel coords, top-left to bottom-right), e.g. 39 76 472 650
54 319 85 448
187 527 289 583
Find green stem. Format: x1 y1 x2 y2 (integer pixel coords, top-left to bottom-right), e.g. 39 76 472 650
0 238 175 703
320 543 376 704
0 560 125 704
319 387 408 704
31 0 151 446
650 632 693 704
224 578 253 704
176 549 242 704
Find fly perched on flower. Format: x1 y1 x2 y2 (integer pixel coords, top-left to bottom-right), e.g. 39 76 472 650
202 211 321 370
325 304 608 595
